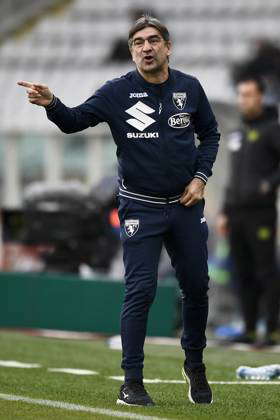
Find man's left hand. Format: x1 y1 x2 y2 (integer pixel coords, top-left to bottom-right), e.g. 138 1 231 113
180 178 205 207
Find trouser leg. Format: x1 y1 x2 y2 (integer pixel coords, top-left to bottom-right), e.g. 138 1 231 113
247 209 280 334
164 200 209 366
228 216 260 333
118 198 164 380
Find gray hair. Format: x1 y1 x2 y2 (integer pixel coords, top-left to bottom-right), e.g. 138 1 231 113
128 15 170 48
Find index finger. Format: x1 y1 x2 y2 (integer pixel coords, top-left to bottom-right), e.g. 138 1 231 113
33 83 48 90
17 81 34 89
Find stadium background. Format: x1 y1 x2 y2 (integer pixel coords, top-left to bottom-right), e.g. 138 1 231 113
2 1 280 419
0 0 280 335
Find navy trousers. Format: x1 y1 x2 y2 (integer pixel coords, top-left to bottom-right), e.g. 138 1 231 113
118 196 210 381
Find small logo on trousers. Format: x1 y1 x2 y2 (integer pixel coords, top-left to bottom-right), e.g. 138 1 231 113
124 219 139 237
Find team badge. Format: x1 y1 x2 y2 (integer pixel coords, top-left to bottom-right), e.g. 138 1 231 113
124 219 139 237
172 92 187 110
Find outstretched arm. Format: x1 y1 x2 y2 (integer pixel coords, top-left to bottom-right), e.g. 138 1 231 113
17 80 110 134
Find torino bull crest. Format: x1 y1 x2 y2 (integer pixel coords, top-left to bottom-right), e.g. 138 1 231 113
172 92 187 110
124 219 139 237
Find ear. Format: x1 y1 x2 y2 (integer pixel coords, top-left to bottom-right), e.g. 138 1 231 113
166 41 172 56
130 48 136 63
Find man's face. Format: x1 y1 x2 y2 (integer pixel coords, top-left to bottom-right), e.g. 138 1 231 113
130 26 171 74
237 81 263 117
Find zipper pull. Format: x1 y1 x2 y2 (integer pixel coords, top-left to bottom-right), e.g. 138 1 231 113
159 102 162 115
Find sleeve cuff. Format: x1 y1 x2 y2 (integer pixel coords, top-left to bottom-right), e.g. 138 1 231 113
194 171 208 184
45 95 58 111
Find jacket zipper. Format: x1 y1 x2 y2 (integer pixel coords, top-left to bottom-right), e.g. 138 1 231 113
157 86 172 193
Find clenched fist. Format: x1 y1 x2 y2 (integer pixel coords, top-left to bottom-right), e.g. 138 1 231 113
17 80 53 107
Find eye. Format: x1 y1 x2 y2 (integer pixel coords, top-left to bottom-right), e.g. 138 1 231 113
150 37 161 44
133 39 144 47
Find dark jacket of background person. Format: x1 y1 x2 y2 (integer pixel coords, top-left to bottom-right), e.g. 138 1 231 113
223 106 280 213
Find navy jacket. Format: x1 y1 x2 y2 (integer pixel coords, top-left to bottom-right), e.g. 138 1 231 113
46 68 220 197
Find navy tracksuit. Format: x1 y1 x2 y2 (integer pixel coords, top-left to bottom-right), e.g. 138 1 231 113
45 68 220 380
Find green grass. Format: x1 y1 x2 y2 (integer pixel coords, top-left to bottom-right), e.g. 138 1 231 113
0 332 279 419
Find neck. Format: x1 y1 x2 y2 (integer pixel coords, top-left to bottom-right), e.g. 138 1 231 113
137 64 169 84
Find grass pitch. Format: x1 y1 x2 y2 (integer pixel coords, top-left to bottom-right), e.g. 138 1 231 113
0 331 279 419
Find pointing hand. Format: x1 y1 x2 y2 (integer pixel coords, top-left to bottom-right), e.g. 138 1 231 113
17 80 54 107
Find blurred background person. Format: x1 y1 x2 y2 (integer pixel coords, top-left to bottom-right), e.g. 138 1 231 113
216 76 280 346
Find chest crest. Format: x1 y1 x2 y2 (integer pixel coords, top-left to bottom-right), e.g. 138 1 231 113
172 92 187 110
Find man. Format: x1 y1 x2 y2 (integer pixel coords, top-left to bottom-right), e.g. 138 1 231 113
217 77 280 346
18 16 220 405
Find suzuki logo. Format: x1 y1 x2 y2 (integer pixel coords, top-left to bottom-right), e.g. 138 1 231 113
125 101 156 132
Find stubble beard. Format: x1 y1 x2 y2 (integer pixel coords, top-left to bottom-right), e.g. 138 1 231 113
139 57 166 76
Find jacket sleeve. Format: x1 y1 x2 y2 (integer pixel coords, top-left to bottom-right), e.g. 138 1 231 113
265 123 280 188
193 80 221 184
45 82 112 134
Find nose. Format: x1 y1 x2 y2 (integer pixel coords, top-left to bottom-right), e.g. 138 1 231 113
142 40 152 52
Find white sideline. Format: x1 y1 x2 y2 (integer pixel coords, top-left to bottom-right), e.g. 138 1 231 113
48 368 98 375
108 376 280 385
0 393 172 420
211 381 280 385
0 360 41 368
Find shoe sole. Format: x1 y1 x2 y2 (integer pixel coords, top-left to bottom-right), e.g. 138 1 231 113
116 398 142 406
181 367 213 404
116 399 154 407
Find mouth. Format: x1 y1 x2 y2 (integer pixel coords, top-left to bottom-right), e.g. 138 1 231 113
143 55 155 64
